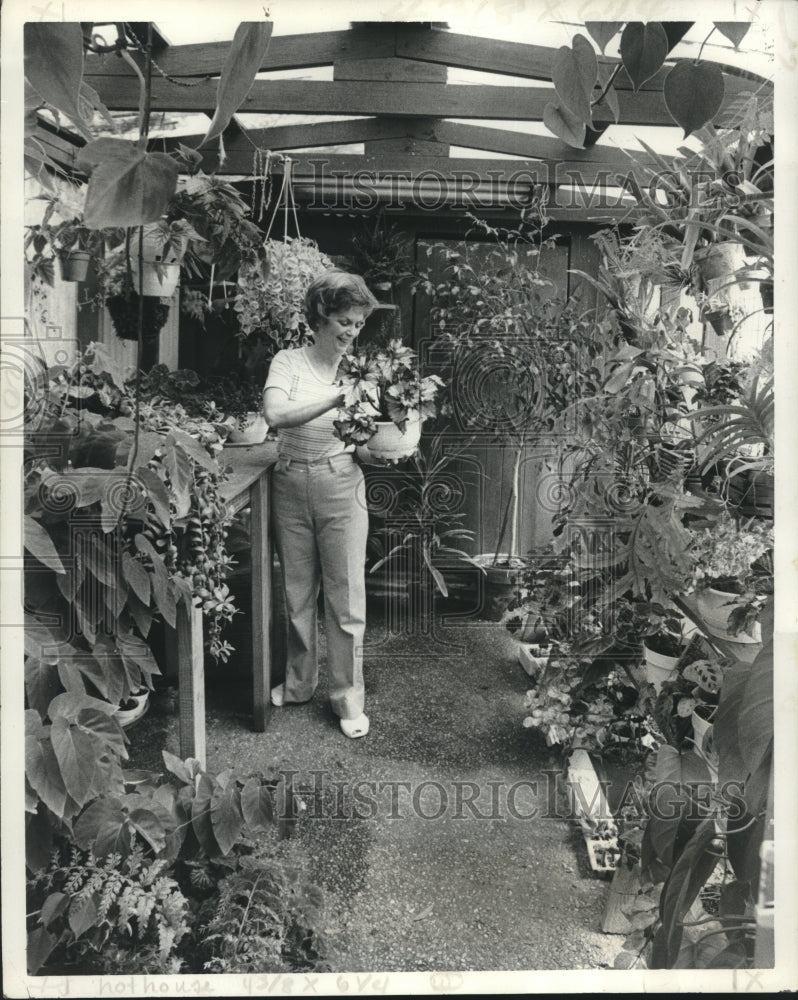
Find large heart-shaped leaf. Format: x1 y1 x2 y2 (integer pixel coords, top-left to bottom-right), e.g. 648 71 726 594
241 777 274 832
128 808 167 853
74 796 131 858
543 102 586 148
26 735 68 817
737 641 773 777
24 516 65 574
620 22 669 92
78 139 179 229
50 715 97 805
585 22 623 54
552 35 597 125
122 552 151 606
25 658 62 719
68 893 99 940
76 708 128 758
714 22 751 49
201 22 274 147
191 773 220 856
211 778 244 855
664 61 725 137
27 926 58 975
24 23 90 137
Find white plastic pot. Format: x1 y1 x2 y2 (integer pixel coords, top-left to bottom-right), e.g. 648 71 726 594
643 642 682 693
227 412 269 445
130 260 181 297
116 689 150 728
691 707 718 781
696 587 761 644
367 417 421 460
518 643 548 677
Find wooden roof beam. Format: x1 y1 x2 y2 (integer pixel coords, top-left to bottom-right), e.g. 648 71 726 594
90 77 711 125
83 28 395 78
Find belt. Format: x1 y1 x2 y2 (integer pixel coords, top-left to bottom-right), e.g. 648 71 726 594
276 452 354 469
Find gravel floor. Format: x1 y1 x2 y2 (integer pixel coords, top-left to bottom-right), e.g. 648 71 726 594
129 603 622 973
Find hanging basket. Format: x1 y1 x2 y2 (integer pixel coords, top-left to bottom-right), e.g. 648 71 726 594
58 250 91 282
107 291 170 343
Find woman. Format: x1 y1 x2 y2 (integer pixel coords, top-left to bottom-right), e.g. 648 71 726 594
263 270 379 738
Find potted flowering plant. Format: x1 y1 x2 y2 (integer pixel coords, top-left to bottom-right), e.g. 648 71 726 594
333 339 444 460
688 511 773 643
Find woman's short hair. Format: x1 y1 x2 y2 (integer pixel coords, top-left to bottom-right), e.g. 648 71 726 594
304 270 379 331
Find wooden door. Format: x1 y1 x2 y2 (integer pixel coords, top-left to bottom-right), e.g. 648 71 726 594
412 237 570 562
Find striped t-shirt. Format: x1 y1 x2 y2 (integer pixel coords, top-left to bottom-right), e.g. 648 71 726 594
264 347 352 461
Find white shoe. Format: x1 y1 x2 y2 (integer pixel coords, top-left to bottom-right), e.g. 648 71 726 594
340 713 369 738
271 684 285 707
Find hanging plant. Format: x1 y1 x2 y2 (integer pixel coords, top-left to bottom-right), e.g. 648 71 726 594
235 236 335 350
106 284 170 342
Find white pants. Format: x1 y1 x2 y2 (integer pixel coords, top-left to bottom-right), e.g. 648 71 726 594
271 453 368 720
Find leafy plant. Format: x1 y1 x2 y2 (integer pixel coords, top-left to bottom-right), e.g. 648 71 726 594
545 22 761 149
333 339 444 448
200 854 331 973
349 211 417 290
366 433 482 599
235 237 335 350
26 749 308 975
430 211 598 564
27 846 190 975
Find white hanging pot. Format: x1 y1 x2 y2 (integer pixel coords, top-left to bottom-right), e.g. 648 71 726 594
130 259 181 298
367 417 421 460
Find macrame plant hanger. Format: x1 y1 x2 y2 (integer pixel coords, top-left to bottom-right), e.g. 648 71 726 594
264 156 301 243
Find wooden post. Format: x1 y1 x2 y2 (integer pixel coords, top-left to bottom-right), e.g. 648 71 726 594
250 470 272 732
176 598 206 766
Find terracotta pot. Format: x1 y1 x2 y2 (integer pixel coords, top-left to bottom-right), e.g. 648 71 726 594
227 412 269 444
367 417 421 460
58 250 91 282
703 309 735 337
695 586 761 644
760 280 774 314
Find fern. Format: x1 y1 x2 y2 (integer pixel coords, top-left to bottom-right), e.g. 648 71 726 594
28 845 190 975
198 855 330 974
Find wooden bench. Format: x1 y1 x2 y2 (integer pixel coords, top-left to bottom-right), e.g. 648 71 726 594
170 441 279 766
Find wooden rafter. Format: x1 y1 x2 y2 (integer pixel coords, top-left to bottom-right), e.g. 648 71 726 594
83 25 773 92
88 77 716 125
